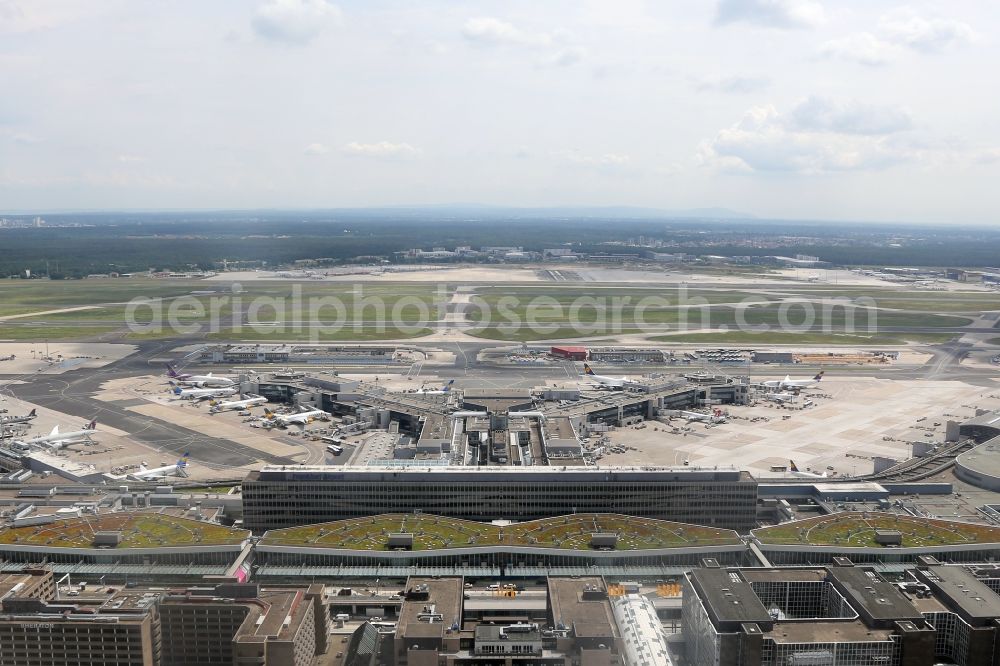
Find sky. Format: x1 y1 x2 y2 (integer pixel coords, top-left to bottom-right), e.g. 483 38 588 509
1 0 998 223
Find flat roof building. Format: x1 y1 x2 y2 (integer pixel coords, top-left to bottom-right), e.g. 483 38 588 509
683 562 937 666
160 583 328 666
242 466 758 533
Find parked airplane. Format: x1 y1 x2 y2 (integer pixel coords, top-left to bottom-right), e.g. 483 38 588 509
17 420 97 450
414 380 455 395
129 455 189 481
763 371 824 391
264 408 329 426
166 364 235 387
581 363 628 389
789 460 827 478
0 408 37 426
763 392 796 404
209 394 268 413
170 383 238 401
677 409 727 424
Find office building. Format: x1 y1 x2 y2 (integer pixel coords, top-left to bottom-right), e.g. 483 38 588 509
683 561 936 666
159 583 327 666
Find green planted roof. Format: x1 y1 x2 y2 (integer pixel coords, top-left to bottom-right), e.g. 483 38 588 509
0 513 248 549
753 512 1000 548
262 513 741 551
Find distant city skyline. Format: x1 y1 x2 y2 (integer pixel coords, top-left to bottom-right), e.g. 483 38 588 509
1 0 997 223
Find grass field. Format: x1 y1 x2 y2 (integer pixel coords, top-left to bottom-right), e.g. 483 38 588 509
769 288 1000 313
753 512 1000 547
263 513 741 551
0 279 203 317
0 324 122 340
466 300 971 341
652 331 956 345
202 327 434 342
0 513 248 548
0 278 445 341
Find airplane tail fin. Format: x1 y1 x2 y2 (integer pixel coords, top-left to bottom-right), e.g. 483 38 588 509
165 364 179 378
814 371 824 381
86 420 97 430
173 386 182 395
28 409 36 417
789 460 799 472
50 425 60 436
443 379 455 391
584 363 596 375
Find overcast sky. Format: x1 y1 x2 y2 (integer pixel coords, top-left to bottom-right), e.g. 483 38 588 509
1 0 998 223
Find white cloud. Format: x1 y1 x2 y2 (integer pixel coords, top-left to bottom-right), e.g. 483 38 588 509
698 100 917 174
975 149 1000 165
787 96 912 135
540 46 586 68
342 141 420 159
4 130 42 145
462 17 585 67
819 32 897 66
117 154 146 163
714 0 825 29
303 143 329 156
251 0 341 45
462 17 552 47
820 10 976 65
695 75 771 94
879 9 976 53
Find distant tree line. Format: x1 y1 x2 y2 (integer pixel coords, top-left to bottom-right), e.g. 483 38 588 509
1 213 998 277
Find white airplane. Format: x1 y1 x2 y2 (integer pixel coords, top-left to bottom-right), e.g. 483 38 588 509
676 409 727 424
414 380 455 395
18 420 97 450
129 455 189 481
264 407 329 426
0 408 37 426
763 392 796 404
581 363 628 389
789 460 827 478
170 383 238 401
763 371 824 391
166 364 235 388
209 394 268 413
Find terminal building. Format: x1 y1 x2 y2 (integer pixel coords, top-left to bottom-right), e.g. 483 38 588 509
241 466 758 533
954 409 1000 491
200 343 406 366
